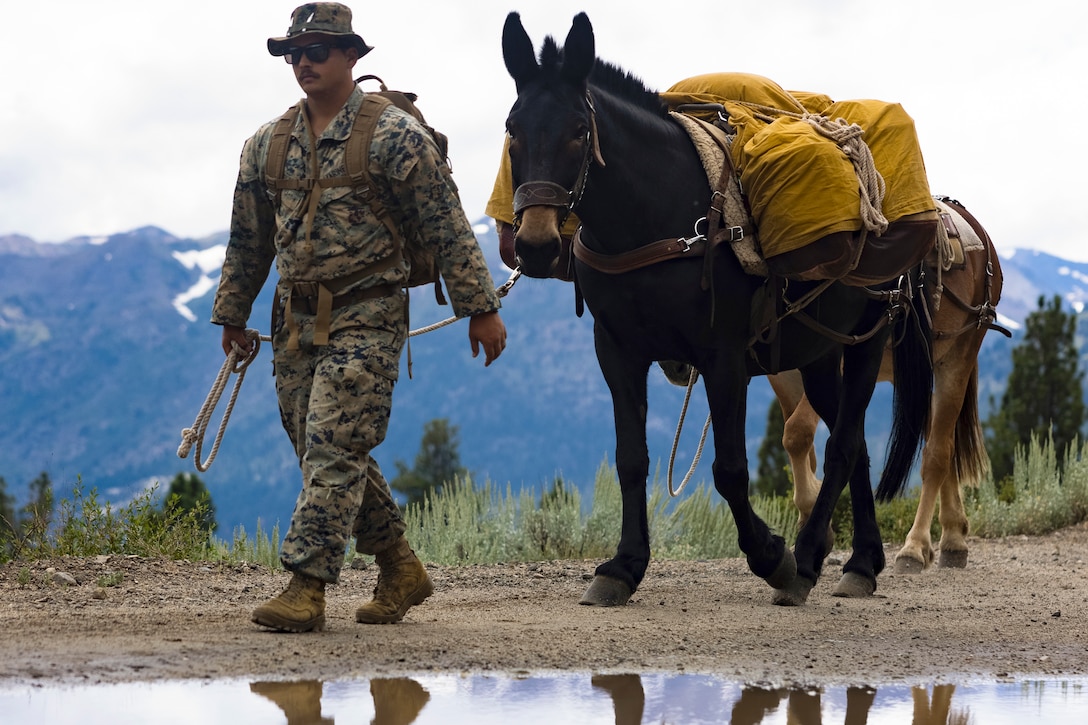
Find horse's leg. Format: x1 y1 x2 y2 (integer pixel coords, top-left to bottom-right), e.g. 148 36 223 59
936 356 986 568
768 372 824 529
895 341 980 572
580 323 651 606
706 363 796 594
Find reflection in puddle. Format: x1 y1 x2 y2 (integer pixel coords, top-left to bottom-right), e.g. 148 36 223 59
1 674 1084 723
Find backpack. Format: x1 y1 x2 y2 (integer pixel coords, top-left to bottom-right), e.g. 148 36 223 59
264 74 449 305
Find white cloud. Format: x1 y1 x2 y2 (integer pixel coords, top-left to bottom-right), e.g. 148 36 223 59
2 0 1085 263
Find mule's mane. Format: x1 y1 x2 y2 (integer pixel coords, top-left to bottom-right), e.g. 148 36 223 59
539 36 668 117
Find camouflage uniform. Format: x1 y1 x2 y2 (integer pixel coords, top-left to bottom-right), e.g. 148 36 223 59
212 85 500 583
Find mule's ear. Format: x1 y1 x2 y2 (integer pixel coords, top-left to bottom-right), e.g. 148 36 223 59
560 12 595 86
502 12 539 90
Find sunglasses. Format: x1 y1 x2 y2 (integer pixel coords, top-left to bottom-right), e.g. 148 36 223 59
284 42 340 65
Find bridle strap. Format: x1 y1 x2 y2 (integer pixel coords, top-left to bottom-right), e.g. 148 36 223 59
512 91 604 228
512 181 570 214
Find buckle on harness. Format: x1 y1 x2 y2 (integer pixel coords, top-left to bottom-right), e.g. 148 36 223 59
293 281 321 298
678 217 709 251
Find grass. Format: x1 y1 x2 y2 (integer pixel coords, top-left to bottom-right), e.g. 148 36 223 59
3 435 1088 568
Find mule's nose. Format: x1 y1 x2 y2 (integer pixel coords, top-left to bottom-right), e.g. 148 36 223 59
514 237 561 278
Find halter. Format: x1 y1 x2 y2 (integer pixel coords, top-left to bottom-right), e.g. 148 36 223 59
511 91 606 230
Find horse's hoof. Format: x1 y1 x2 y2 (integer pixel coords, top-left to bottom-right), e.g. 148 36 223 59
894 555 926 575
938 549 968 569
763 548 797 590
831 572 876 598
772 577 813 606
579 575 632 606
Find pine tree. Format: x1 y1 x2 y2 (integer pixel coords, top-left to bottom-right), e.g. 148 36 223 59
752 400 792 497
17 471 54 539
164 472 218 534
0 476 16 558
391 418 467 507
985 294 1086 486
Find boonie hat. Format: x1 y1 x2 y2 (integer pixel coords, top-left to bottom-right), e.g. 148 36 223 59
267 2 374 58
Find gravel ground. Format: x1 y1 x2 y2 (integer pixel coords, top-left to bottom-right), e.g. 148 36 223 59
1 521 1086 687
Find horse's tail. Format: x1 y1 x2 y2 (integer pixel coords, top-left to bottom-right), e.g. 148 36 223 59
876 273 934 501
953 364 990 486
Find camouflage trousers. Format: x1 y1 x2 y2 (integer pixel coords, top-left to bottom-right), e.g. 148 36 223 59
272 298 407 584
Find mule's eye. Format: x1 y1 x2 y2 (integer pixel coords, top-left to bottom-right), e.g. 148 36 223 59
505 121 517 140
573 124 589 141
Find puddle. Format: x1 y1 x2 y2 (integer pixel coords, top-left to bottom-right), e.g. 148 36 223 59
1 673 1084 723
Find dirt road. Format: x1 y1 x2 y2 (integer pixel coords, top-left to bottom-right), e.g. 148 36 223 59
2 522 1086 687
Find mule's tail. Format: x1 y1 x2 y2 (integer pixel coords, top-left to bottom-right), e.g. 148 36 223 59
953 365 991 486
876 276 934 501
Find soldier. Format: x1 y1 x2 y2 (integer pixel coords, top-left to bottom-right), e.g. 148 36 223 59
212 2 506 632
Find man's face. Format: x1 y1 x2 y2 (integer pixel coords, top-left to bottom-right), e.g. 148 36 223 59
286 34 356 94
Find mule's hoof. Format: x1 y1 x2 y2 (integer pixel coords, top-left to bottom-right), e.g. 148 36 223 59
939 549 969 569
772 577 813 606
764 549 798 590
579 576 632 606
831 572 876 598
894 555 926 575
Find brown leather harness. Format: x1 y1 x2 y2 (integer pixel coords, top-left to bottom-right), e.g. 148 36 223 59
512 96 914 353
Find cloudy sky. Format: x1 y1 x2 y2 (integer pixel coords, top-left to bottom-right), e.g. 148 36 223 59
3 0 1084 260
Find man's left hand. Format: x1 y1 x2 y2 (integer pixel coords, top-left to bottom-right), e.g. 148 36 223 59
468 311 507 366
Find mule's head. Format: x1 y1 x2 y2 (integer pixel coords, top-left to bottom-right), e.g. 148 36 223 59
502 12 603 278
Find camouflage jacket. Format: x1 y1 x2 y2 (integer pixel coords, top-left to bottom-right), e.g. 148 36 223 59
211 85 501 330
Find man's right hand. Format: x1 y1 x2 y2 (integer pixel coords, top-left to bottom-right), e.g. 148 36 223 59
221 324 253 357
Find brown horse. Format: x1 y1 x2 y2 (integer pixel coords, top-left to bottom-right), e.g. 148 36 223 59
768 197 1007 572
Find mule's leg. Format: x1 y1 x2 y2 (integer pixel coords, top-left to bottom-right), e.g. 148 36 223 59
832 340 891 597
786 342 887 604
706 364 795 594
580 326 652 607
832 448 884 598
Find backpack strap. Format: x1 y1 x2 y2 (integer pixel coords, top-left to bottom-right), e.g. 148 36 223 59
262 94 445 368
346 95 403 251
265 102 310 207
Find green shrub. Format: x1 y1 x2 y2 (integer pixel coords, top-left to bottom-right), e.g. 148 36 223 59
9 437 1088 568
967 433 1088 537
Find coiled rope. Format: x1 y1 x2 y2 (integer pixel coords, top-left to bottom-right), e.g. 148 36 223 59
177 328 266 472
734 100 889 237
178 268 522 471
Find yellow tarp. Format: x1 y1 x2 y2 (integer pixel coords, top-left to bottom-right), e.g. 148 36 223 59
663 73 934 258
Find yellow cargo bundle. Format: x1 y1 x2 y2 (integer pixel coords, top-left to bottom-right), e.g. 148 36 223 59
663 73 934 261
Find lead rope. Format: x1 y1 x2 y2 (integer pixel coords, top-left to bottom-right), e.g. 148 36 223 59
177 328 266 472
408 268 521 337
178 269 523 471
667 365 712 497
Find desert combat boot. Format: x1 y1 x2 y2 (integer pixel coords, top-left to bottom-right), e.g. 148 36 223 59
252 572 326 632
355 537 434 624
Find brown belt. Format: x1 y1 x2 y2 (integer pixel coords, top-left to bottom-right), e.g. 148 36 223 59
284 282 399 349
290 282 398 315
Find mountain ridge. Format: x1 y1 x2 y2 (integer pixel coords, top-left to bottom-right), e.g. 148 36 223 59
1 224 1082 533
